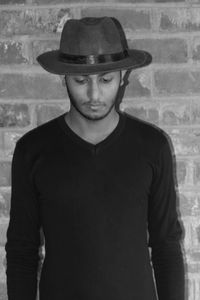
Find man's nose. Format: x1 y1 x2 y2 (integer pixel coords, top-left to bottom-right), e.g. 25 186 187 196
87 79 100 102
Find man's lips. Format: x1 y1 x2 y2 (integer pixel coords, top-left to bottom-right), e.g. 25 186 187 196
84 103 105 109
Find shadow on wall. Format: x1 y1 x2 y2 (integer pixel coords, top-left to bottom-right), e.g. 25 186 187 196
116 69 188 298
166 133 188 300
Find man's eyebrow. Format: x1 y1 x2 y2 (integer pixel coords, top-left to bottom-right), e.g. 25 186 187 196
99 72 113 76
73 72 113 78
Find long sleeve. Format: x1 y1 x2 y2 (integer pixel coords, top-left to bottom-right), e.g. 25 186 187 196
5 140 41 300
148 137 185 300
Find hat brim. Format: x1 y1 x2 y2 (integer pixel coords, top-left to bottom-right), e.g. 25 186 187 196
37 49 152 75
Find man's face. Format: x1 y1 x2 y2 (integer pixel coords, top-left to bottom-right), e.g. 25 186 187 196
65 71 122 121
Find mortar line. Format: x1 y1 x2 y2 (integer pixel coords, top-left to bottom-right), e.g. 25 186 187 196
2 31 200 41
2 62 200 73
0 98 69 103
0 3 194 11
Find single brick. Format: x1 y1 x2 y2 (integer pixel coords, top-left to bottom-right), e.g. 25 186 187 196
4 132 22 157
0 189 10 218
32 39 59 64
191 220 200 248
0 0 25 3
194 161 200 185
36 103 69 126
32 0 105 3
183 218 200 250
190 100 200 124
168 128 200 155
183 219 193 250
192 36 200 62
0 162 11 187
185 272 200 299
160 101 190 125
196 224 200 244
32 0 184 2
179 193 193 217
120 101 159 124
155 0 184 1
190 252 200 262
179 192 200 217
0 8 73 36
176 160 187 185
130 38 188 64
0 246 6 282
0 220 8 246
187 261 200 273
81 8 151 32
154 70 200 96
0 104 30 127
115 0 184 1
124 69 151 98
0 283 7 300
0 132 4 158
159 8 200 32
191 276 200 298
0 73 67 99
0 41 29 64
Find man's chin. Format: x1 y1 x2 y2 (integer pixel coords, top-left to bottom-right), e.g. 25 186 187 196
72 104 115 121
69 95 117 121
80 111 110 121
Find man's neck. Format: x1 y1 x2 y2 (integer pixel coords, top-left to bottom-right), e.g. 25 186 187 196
64 109 120 144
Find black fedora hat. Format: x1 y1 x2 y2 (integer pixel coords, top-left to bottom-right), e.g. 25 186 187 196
37 16 152 75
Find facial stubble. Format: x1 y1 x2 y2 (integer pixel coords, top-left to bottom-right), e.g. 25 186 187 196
65 73 122 121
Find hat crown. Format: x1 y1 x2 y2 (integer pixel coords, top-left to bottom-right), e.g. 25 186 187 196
36 16 152 75
60 17 127 56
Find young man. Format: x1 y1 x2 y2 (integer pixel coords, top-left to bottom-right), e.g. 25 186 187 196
5 17 185 300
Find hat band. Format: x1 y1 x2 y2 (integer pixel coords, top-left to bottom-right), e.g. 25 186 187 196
59 49 129 65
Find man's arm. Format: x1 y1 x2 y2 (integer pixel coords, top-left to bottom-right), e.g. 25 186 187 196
148 136 185 300
5 140 41 300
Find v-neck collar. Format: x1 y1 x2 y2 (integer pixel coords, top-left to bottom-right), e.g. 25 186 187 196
57 111 126 155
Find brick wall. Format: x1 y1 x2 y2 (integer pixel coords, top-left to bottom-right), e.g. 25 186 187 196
0 0 200 299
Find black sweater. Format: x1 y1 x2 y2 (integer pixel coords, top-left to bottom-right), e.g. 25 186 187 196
5 111 185 300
